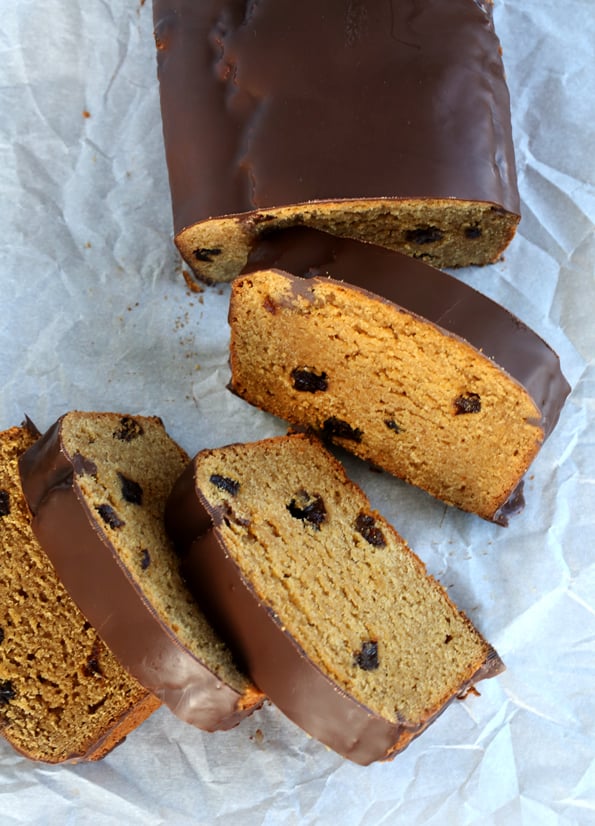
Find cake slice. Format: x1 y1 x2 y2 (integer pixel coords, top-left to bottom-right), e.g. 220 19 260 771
0 423 160 763
154 0 520 283
18 412 263 732
165 433 505 765
228 229 570 522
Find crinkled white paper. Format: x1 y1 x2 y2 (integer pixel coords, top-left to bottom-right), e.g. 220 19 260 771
1 1 594 823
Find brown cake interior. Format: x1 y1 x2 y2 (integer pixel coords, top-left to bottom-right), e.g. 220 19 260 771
178 198 519 284
194 435 500 725
59 413 253 699
0 426 159 763
229 270 544 520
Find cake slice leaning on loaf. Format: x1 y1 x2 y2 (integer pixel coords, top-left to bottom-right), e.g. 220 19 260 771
165 433 505 765
0 422 160 763
18 412 263 732
229 228 570 523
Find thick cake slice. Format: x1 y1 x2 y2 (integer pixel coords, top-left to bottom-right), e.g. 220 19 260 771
154 0 520 283
165 433 505 765
0 423 160 763
18 412 263 732
229 230 570 522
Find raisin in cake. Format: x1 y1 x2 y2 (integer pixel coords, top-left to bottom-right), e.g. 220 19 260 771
0 423 160 763
228 229 570 522
18 412 263 732
154 0 520 283
165 433 504 765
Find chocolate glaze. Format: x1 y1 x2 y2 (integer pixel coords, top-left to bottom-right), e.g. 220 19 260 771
165 453 505 765
18 416 259 732
242 227 570 442
153 0 520 235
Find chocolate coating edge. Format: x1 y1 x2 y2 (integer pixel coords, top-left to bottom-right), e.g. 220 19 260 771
18 416 256 732
167 455 505 765
241 228 570 441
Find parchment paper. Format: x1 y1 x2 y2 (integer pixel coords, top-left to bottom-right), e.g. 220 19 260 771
1 1 593 823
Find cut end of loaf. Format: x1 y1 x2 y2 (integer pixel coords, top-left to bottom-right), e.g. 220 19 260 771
177 198 519 284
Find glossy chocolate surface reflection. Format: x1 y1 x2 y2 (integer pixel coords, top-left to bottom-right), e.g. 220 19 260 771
153 0 520 234
18 417 258 732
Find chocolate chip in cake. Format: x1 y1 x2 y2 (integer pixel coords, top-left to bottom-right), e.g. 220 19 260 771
118 473 143 506
0 490 9 517
263 295 279 314
0 680 16 706
444 634 453 644
291 367 328 393
405 226 444 245
322 417 363 443
83 639 103 678
88 697 108 715
72 453 98 477
0 628 4 645
465 224 482 239
454 392 481 415
384 418 402 434
354 640 379 671
287 490 327 529
193 246 222 263
96 504 125 529
113 416 144 442
140 549 151 570
210 474 240 496
355 513 387 547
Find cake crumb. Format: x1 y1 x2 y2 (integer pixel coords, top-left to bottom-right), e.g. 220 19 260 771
182 270 204 293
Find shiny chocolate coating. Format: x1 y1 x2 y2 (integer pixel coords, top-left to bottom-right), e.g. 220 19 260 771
242 227 570 444
18 416 259 732
153 0 520 234
166 450 505 765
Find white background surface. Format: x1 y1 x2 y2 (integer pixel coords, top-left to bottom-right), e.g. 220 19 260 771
1 1 594 823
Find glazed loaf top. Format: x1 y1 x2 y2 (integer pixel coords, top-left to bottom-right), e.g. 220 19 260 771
154 0 520 234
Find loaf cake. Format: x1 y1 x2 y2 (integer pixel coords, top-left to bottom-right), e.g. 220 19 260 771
0 422 160 763
153 0 520 283
18 412 263 732
165 433 505 765
229 229 570 522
